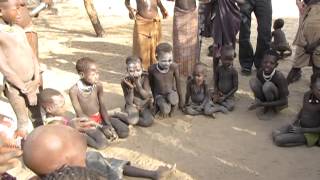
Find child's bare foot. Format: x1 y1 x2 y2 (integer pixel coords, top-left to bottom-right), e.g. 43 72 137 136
153 164 176 180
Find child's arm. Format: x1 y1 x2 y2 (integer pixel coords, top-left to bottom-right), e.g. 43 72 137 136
0 45 27 92
125 0 137 20
69 86 87 118
173 64 184 108
222 69 238 101
157 0 168 19
148 67 156 97
184 79 192 106
96 83 112 126
213 67 219 94
135 76 152 99
121 79 134 106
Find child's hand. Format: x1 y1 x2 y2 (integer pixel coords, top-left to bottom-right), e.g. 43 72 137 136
26 92 38 106
0 133 23 173
128 8 137 20
123 78 135 89
69 118 96 132
25 80 40 94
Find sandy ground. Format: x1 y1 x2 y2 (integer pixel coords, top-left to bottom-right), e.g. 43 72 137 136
1 0 320 180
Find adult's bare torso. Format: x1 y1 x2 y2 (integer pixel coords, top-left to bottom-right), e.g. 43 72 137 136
77 87 100 116
0 25 35 82
175 0 196 10
136 0 159 19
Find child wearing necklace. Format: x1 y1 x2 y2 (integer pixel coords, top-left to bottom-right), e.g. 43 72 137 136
148 43 183 118
69 57 129 149
249 50 289 119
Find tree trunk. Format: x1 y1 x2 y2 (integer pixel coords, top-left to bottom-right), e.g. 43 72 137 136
83 0 106 37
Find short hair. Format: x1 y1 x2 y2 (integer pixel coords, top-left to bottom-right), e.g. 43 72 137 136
39 88 63 105
42 166 106 180
75 57 96 73
273 18 284 29
125 56 141 65
221 45 235 60
263 49 279 62
156 43 172 55
193 63 206 75
310 73 320 88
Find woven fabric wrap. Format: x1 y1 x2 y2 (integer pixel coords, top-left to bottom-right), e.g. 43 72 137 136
133 14 162 71
173 6 199 77
293 3 320 68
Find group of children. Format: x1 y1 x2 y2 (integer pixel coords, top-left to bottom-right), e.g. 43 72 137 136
1 0 320 179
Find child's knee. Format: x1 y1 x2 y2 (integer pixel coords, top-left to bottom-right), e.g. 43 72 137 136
273 135 286 147
167 91 179 105
127 106 139 125
249 78 261 91
158 102 171 115
138 118 154 127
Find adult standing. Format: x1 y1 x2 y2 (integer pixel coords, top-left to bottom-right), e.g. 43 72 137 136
238 0 272 75
286 0 320 84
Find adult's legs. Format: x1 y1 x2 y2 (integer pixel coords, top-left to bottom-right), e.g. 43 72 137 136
239 1 254 72
137 108 154 127
253 0 272 69
249 77 264 101
85 129 108 149
110 118 129 138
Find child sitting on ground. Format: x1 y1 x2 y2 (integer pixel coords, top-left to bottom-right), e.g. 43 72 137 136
69 57 129 149
249 50 289 119
213 46 238 113
120 56 154 127
271 18 292 59
272 73 320 147
148 43 183 117
23 125 175 179
0 0 42 136
183 63 216 118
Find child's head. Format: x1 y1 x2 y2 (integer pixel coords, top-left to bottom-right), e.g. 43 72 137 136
0 0 22 25
221 45 234 68
156 43 173 70
23 125 87 176
39 88 66 117
43 166 106 180
261 49 279 74
310 73 320 99
273 18 284 30
193 63 206 86
126 56 142 78
76 57 99 85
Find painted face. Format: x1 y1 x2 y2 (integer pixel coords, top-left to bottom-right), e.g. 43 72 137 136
262 55 277 74
127 62 136 77
312 78 320 100
157 52 173 70
0 0 22 25
134 62 143 78
81 63 99 85
193 67 205 86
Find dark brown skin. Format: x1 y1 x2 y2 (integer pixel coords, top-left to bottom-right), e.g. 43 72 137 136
69 63 112 126
149 63 183 108
125 0 168 20
171 0 196 11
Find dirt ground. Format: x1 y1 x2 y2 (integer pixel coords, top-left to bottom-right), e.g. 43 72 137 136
2 1 320 180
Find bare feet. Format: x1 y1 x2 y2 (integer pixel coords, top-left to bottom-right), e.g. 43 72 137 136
153 164 176 180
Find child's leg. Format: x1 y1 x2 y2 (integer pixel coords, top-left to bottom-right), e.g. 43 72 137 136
167 91 179 106
85 129 108 149
125 105 140 125
156 95 171 115
4 85 30 132
262 81 279 102
123 164 173 180
273 133 306 147
220 98 235 111
110 118 129 138
184 105 202 115
249 77 264 101
137 108 154 127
